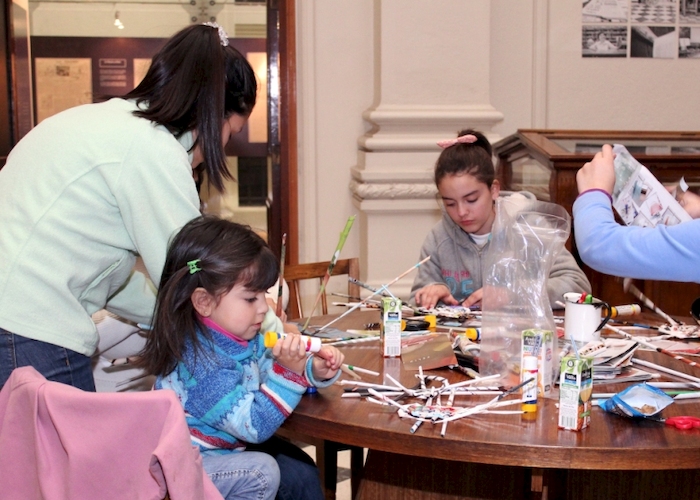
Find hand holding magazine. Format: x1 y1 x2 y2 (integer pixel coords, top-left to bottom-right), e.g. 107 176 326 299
611 144 692 227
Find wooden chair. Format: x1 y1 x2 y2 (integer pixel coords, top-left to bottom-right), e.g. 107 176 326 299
278 257 364 499
284 257 361 320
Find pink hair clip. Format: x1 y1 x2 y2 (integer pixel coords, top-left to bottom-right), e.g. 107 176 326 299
437 134 477 149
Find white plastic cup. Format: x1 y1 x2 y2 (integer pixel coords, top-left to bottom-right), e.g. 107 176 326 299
563 292 604 343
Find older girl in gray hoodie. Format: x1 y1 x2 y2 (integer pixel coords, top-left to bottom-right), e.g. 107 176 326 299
410 129 591 310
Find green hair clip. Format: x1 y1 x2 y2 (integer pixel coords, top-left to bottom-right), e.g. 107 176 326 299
187 259 202 274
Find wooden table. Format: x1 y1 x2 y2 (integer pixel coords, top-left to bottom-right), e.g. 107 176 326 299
282 310 700 500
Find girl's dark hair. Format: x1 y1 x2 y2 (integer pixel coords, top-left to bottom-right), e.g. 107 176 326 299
125 24 257 192
137 215 278 376
434 129 494 187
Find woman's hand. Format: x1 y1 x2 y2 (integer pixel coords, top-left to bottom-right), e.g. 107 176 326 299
311 346 345 381
414 284 457 310
577 144 616 195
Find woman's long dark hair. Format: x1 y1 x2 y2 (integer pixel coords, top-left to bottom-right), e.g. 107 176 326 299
125 24 257 192
434 129 494 187
137 215 278 377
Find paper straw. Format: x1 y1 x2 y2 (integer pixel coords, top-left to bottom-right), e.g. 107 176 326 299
317 256 431 332
302 215 356 330
631 358 700 386
343 364 380 377
673 392 700 400
339 364 361 380
275 233 286 317
623 278 678 326
441 389 456 437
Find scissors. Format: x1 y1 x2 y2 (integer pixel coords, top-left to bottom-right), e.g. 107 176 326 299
664 416 700 430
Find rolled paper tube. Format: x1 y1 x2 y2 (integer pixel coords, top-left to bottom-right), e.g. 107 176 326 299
264 331 322 353
606 304 642 318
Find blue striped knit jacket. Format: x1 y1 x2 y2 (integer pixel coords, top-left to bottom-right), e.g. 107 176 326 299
156 318 339 455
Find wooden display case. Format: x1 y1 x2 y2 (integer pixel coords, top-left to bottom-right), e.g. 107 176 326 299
493 129 700 317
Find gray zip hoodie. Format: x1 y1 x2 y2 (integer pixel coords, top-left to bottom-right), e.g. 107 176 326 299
409 192 591 308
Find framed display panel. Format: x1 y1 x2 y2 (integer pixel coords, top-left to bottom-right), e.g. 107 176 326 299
493 129 700 317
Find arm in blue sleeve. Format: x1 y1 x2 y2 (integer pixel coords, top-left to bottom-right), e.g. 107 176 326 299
573 190 700 282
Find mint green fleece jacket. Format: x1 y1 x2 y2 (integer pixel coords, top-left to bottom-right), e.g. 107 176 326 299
0 98 203 356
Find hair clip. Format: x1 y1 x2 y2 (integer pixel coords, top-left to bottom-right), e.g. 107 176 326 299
202 22 230 47
437 134 477 149
187 259 202 274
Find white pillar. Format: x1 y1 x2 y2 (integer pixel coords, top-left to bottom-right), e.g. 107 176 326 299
351 0 503 300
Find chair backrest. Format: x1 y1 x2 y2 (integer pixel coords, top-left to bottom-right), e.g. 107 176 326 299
284 257 360 320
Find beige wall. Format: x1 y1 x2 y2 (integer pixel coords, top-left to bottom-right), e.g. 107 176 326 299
28 0 700 308
297 0 700 307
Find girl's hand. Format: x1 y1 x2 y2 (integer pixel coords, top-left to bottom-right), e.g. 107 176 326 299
272 332 308 375
414 284 458 310
311 346 345 381
461 289 483 309
576 144 616 195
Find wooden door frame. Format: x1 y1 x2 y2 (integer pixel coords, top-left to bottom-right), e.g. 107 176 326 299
267 0 298 266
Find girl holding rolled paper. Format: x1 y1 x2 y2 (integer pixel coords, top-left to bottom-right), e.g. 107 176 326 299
0 22 263 391
137 215 344 500
410 129 591 310
574 143 700 282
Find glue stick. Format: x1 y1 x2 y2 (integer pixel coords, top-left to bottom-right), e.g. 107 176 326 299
465 328 481 341
424 314 437 330
521 356 538 413
264 331 322 353
605 304 641 318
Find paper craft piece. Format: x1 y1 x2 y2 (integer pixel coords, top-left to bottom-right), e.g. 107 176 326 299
593 367 654 385
416 305 474 321
658 323 700 339
612 144 692 228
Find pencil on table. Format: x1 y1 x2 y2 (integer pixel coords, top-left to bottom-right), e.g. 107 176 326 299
343 364 379 377
276 233 286 318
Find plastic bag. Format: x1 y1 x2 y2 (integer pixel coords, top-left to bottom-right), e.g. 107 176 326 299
600 383 674 420
478 196 571 392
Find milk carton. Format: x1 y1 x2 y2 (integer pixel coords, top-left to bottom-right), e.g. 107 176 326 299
558 356 593 431
381 297 402 357
520 329 554 397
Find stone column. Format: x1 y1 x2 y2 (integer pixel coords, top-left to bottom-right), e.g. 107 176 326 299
350 0 503 299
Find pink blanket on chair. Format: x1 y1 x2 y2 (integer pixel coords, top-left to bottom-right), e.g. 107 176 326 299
0 366 223 500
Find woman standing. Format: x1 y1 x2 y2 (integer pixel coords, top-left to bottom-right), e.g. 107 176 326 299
0 23 262 390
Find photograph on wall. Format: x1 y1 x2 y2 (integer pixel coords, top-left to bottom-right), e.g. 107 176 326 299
631 26 676 57
34 58 92 123
582 0 629 23
680 1 700 23
678 26 700 57
630 0 677 24
582 26 628 56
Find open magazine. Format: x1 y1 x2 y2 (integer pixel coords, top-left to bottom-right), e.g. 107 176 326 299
612 144 692 228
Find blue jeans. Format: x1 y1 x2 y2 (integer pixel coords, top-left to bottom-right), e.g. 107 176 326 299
202 451 280 500
0 328 95 391
248 436 324 500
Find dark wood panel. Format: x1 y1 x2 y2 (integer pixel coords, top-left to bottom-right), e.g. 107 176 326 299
494 129 700 317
